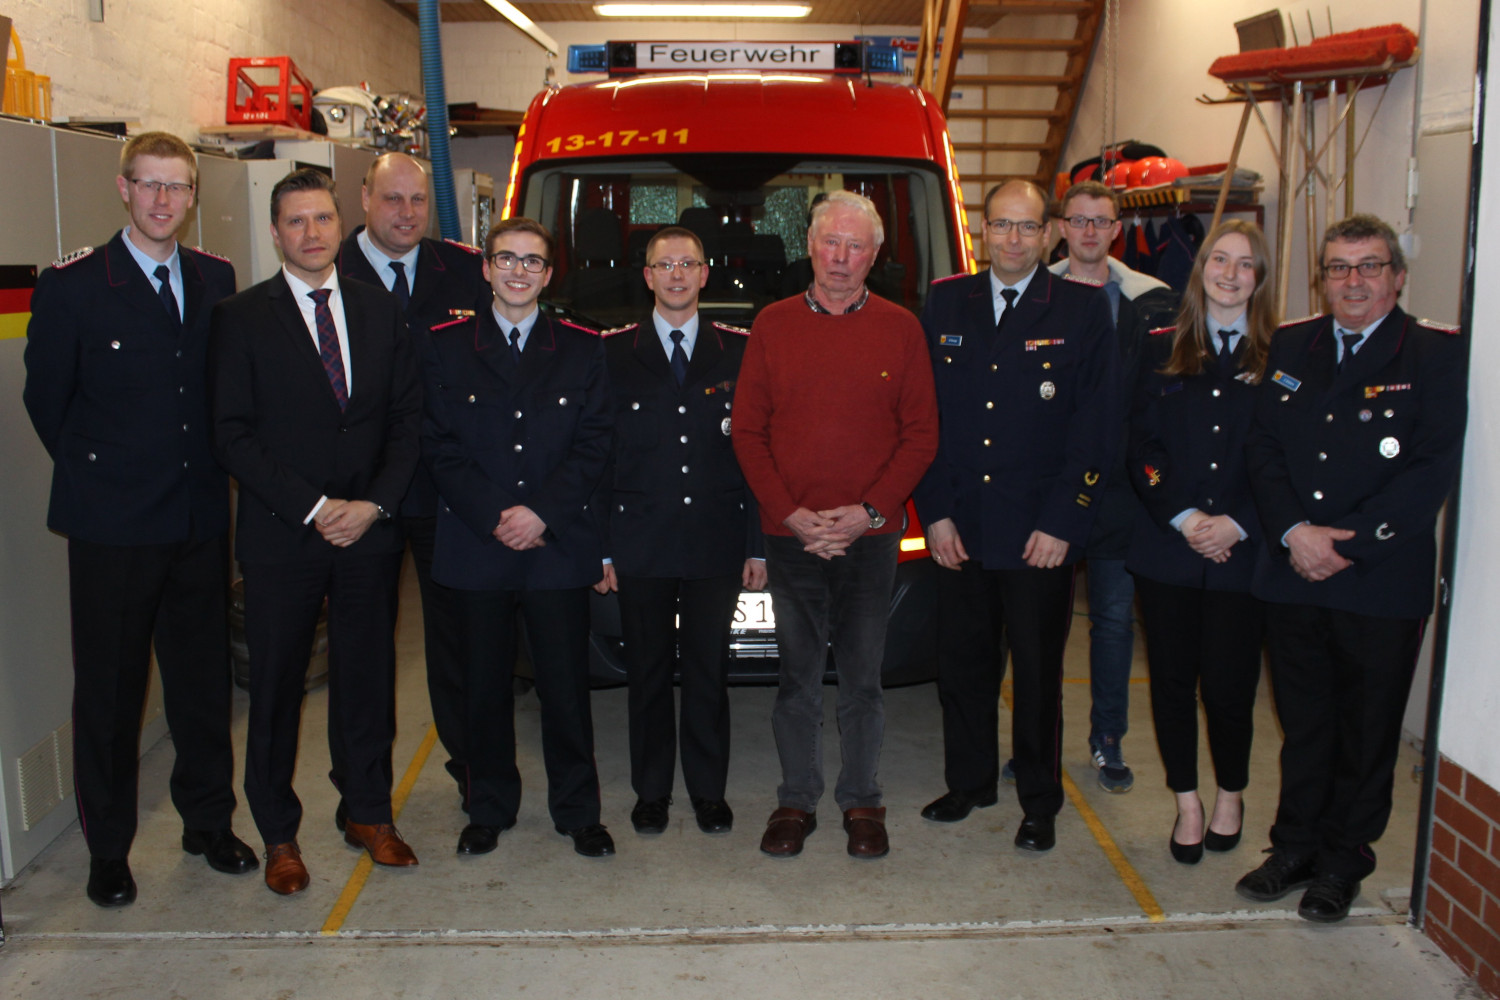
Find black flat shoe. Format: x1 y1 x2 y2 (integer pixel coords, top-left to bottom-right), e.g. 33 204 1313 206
86 857 136 908
557 823 616 858
691 797 734 834
456 823 508 856
182 828 259 874
920 788 999 823
1205 798 1243 852
1013 813 1056 852
1170 805 1204 865
631 797 670 834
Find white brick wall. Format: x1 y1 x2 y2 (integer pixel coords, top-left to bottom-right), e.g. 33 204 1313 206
6 0 421 138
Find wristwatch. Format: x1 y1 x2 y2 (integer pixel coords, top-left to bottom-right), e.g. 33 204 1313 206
862 502 886 530
374 503 393 521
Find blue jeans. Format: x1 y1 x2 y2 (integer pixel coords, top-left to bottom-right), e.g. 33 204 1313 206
765 532 898 812
1087 557 1135 743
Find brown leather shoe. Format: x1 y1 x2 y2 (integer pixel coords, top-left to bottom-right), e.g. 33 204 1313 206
343 821 419 867
759 807 816 858
263 842 309 895
843 807 890 859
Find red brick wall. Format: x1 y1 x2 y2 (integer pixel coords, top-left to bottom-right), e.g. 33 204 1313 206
1426 755 1500 997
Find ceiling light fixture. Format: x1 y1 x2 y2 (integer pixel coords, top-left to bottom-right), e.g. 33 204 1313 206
480 0 560 55
593 3 813 17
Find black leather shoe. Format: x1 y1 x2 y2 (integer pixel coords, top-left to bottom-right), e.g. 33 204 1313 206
1236 849 1317 902
182 828 259 874
457 822 511 856
920 788 999 823
86 857 136 908
1204 799 1243 853
631 798 670 834
334 798 348 833
1014 813 1056 852
1169 803 1204 866
692 798 734 834
1298 875 1361 923
557 823 616 858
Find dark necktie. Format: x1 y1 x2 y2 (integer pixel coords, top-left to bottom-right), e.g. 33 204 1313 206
308 289 348 411
1218 330 1235 370
389 260 411 312
1339 330 1362 371
154 264 181 330
669 329 688 387
509 326 522 367
996 287 1018 334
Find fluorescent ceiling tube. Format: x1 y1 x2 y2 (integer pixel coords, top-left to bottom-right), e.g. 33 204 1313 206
594 3 813 17
480 0 561 54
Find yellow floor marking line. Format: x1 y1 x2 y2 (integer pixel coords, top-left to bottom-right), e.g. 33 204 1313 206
321 724 439 935
1001 685 1166 922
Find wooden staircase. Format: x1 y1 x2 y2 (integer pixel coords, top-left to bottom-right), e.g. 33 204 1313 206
915 0 1106 230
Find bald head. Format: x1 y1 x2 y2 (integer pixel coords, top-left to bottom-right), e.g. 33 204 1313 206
362 153 431 258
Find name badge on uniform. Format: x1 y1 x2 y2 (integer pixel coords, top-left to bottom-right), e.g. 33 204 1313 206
1160 381 1184 396
939 334 963 347
1271 370 1302 392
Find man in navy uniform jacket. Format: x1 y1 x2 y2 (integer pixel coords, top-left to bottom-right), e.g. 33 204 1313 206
913 179 1118 853
1239 215 1468 922
595 226 765 838
23 131 255 908
421 218 614 860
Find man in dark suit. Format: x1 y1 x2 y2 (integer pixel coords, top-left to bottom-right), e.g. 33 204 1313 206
1239 214 1467 922
595 226 765 837
335 152 486 822
23 131 256 908
421 218 614 859
211 168 422 895
913 179 1118 852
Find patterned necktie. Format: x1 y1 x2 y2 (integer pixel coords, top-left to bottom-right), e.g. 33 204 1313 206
996 287 1018 334
509 326 522 367
154 264 181 330
1339 330 1362 371
389 260 411 312
669 329 688 387
308 289 348 411
1218 330 1235 369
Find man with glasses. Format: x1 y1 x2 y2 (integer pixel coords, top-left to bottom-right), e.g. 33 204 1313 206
1047 181 1179 794
596 226 764 837
1239 214 1467 922
24 131 255 907
421 218 615 859
914 179 1117 852
336 152 487 829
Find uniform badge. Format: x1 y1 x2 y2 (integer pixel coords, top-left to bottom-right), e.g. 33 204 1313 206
1271 370 1301 392
1083 470 1100 487
1025 339 1065 351
1234 371 1256 383
1364 383 1411 399
53 245 95 269
721 417 732 436
448 308 476 318
1379 436 1400 458
1160 381 1184 396
1039 381 1056 400
1375 522 1395 540
1144 465 1162 487
1359 410 1373 422
939 334 963 347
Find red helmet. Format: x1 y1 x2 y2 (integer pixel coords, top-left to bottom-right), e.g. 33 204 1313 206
1135 156 1189 188
1107 161 1134 190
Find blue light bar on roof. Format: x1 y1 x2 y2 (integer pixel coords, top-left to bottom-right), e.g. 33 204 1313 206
566 41 905 76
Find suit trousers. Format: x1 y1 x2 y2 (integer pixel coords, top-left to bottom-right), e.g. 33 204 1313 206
67 536 236 859
242 551 402 845
1264 602 1423 880
1134 576 1264 794
617 572 741 803
765 532 898 813
405 515 467 789
457 586 600 831
936 561 1075 817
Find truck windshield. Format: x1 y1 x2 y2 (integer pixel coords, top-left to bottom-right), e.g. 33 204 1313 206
517 154 960 329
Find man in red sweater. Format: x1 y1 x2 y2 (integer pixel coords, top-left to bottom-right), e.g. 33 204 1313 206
732 191 938 861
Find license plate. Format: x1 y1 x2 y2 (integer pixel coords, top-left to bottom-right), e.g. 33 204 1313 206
733 591 776 632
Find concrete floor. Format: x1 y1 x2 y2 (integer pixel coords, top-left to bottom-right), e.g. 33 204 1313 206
0 564 1481 998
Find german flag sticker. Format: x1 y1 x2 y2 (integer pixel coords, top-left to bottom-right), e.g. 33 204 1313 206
0 265 38 341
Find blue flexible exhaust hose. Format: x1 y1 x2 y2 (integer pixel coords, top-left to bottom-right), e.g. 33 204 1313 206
419 0 461 240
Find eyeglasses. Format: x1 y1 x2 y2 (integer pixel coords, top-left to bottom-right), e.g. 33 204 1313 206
127 178 195 199
648 259 705 273
488 252 550 273
1064 215 1117 231
1322 260 1395 279
985 218 1044 237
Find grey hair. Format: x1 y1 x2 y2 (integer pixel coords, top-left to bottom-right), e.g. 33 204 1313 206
809 190 885 250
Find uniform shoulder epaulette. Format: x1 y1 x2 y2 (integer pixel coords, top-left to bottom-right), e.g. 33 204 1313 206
430 316 470 333
442 238 483 256
929 271 970 285
52 246 95 269
190 245 232 264
712 320 750 335
1417 317 1462 335
1061 272 1104 287
1148 325 1175 336
1278 312 1323 328
600 322 639 338
558 318 600 336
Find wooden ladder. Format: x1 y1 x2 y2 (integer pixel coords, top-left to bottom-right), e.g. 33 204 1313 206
915 0 1105 225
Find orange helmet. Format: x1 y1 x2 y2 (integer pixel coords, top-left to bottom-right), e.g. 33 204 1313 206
1135 156 1189 188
